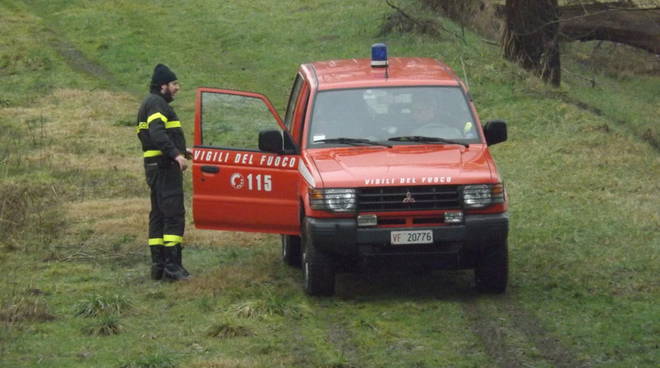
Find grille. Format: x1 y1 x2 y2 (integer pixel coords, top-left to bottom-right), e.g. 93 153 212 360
357 185 461 211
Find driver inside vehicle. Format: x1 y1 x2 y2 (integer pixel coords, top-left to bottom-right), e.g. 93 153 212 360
406 93 463 139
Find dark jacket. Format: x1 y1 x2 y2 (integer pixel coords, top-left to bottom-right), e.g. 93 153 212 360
136 93 186 161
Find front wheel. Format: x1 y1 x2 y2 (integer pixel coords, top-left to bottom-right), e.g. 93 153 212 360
474 240 508 294
302 228 335 296
281 235 302 268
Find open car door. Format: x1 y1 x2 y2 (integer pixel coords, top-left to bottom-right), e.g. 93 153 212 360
192 88 300 235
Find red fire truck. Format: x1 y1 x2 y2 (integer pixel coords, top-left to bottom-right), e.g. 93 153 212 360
192 44 509 296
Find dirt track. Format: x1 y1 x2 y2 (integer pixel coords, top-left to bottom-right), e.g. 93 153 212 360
463 296 592 368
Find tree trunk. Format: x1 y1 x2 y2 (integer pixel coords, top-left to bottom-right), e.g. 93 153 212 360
503 0 561 86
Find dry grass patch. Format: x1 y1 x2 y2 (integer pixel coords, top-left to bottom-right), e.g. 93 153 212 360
206 321 253 338
0 178 63 244
0 295 55 324
65 197 146 229
1 88 144 250
179 261 273 297
58 197 146 261
2 88 140 173
178 246 281 297
186 229 276 249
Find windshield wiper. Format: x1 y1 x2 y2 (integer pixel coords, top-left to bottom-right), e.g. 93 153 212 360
314 137 392 148
388 136 469 148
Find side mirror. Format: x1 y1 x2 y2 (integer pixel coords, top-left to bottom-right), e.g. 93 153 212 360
259 129 284 154
484 120 507 146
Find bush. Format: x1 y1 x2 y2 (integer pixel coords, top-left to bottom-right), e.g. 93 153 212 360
82 315 122 336
74 294 132 318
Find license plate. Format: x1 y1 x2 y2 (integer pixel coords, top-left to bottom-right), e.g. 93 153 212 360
390 230 433 245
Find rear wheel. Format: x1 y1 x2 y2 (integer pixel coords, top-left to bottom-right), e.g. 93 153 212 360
474 240 508 294
302 225 335 296
281 235 302 268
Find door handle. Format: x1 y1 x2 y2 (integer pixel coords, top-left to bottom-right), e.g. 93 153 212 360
201 165 220 174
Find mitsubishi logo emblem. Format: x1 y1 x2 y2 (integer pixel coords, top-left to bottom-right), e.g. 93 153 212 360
402 191 416 203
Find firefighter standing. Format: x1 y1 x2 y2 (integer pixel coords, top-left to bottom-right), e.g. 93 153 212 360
136 64 190 281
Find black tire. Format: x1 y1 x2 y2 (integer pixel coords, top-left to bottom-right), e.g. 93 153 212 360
281 234 302 268
474 240 508 294
302 228 335 296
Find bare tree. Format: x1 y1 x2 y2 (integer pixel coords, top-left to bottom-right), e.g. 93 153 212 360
503 0 561 86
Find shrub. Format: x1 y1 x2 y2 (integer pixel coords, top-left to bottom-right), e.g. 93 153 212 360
82 315 122 336
74 294 132 318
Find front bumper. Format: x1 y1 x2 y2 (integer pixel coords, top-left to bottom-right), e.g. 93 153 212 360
305 212 509 269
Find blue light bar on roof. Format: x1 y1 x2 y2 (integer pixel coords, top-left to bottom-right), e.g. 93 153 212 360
371 43 387 67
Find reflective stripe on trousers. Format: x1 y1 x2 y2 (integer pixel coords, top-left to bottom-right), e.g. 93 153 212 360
145 161 185 248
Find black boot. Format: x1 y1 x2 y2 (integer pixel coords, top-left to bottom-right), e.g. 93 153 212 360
162 246 190 281
174 244 191 277
150 246 165 280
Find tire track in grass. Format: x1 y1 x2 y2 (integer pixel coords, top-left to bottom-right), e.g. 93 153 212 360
554 93 657 151
324 309 361 368
271 264 331 367
8 0 135 94
287 299 362 368
326 300 412 368
462 295 591 368
334 272 497 367
289 321 319 367
462 299 524 368
49 35 121 87
501 299 592 368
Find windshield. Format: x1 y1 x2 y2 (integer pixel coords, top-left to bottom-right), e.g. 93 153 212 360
307 86 480 147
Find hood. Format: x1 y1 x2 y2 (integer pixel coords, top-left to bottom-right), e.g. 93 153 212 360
306 144 495 188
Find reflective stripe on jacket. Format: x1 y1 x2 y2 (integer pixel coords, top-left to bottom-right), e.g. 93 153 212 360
136 93 186 159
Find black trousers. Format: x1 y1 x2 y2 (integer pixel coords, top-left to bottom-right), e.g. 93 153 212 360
145 160 185 247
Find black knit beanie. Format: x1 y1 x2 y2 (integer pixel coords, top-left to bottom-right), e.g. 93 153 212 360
151 64 177 86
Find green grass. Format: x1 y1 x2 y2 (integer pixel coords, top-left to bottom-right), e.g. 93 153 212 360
74 294 133 318
1 0 658 367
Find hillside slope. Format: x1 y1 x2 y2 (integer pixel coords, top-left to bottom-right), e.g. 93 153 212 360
1 1 658 367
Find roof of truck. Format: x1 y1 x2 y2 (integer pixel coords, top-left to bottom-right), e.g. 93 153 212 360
303 57 462 90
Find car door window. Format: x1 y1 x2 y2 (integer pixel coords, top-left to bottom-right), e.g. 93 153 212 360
201 92 282 150
283 74 303 131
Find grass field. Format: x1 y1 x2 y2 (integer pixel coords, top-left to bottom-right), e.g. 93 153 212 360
1 0 658 367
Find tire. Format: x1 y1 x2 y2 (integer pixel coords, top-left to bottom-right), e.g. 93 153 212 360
281 234 302 268
474 240 508 294
302 227 335 296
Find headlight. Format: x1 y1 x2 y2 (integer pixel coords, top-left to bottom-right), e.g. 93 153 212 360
462 183 505 209
310 188 357 213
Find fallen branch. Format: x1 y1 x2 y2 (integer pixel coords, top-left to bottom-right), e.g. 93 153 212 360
559 7 660 54
384 0 465 42
495 2 660 54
